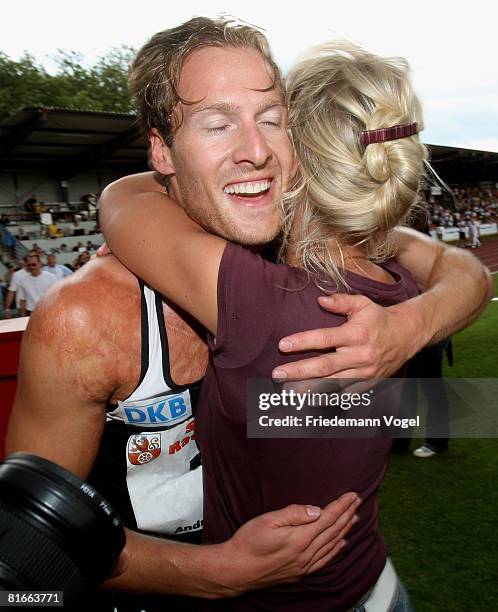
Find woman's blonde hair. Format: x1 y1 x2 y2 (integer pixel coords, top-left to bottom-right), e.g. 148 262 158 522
283 41 428 288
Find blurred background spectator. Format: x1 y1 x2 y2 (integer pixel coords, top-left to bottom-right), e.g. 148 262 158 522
4 258 29 317
43 254 73 280
23 194 38 213
17 253 57 317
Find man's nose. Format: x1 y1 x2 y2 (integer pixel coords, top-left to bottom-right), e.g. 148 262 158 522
233 123 273 167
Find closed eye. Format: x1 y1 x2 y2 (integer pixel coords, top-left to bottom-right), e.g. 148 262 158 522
206 125 232 134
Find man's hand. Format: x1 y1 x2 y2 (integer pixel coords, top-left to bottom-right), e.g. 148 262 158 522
272 294 417 381
107 493 360 598
271 227 492 381
219 492 360 595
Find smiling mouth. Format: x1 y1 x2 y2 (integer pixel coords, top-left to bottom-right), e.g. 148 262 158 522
223 179 272 198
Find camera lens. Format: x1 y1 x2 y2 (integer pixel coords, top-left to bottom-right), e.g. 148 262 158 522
0 453 125 604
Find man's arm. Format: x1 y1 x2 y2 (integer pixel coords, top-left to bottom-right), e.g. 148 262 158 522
100 174 493 378
4 289 15 312
100 173 223 334
5 274 21 317
392 226 492 344
6 285 112 474
272 227 493 380
6 282 359 597
105 496 358 598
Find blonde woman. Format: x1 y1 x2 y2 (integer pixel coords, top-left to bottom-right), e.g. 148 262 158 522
101 41 428 610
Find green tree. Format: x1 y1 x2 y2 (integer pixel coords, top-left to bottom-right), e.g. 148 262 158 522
0 52 52 119
0 47 135 122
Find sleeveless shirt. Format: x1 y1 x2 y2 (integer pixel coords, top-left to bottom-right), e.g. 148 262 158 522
88 279 203 543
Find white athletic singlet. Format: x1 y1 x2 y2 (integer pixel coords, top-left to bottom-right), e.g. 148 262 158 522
88 280 203 542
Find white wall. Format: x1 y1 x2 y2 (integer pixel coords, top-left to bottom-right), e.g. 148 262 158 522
0 174 16 206
16 172 60 204
0 169 127 208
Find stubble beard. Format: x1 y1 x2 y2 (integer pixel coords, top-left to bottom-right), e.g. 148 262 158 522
176 173 283 247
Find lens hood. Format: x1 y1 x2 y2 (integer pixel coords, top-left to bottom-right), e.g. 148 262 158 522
0 453 125 602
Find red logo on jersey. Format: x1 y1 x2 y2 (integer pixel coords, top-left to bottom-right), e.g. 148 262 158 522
127 434 161 465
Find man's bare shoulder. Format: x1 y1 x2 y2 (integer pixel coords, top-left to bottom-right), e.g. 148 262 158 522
32 256 139 329
24 256 142 401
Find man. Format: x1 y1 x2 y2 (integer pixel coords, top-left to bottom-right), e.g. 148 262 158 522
4 257 29 317
7 16 492 609
74 249 90 269
81 192 98 220
43 253 73 279
468 218 481 248
16 253 57 317
24 193 37 213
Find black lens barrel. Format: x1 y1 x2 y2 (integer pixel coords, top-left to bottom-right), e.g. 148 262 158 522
0 453 125 602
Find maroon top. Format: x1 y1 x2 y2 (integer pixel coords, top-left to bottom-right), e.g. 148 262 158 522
197 242 419 611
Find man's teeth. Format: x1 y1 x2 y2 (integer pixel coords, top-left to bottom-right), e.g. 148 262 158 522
224 180 271 195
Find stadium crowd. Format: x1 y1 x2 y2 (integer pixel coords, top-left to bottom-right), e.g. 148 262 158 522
1 249 95 318
421 184 498 228
1 182 497 318
0 197 101 318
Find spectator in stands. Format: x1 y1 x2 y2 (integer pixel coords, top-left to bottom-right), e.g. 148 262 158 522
421 184 498 233
67 219 77 236
68 217 86 237
72 241 85 252
24 194 37 213
43 254 73 280
81 193 98 220
17 254 56 317
34 201 46 215
2 263 14 305
47 221 64 238
468 219 481 248
74 250 91 270
0 226 15 257
31 243 45 258
60 243 68 253
4 258 30 317
0 214 10 225
457 220 467 247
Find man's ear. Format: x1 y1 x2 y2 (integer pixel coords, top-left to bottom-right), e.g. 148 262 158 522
149 128 175 175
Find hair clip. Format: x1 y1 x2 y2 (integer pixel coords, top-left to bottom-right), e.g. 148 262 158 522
360 122 419 146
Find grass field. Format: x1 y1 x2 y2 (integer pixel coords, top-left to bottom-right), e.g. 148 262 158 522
379 273 498 611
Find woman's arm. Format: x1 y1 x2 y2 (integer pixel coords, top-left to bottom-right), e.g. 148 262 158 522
99 172 224 335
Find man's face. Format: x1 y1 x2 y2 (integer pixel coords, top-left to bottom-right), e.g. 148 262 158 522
27 257 41 276
47 255 56 266
153 46 295 246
